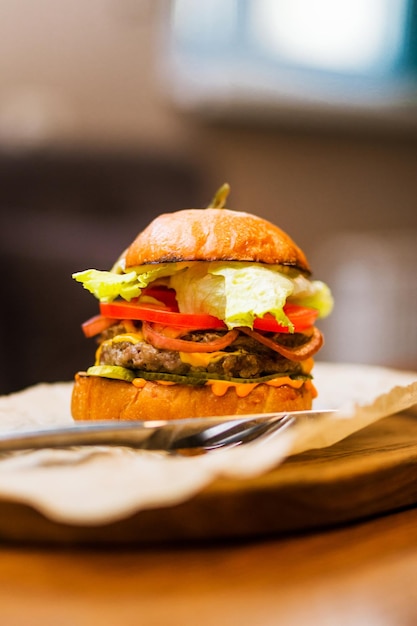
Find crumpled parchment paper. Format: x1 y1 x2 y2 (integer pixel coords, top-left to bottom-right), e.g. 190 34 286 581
0 362 416 525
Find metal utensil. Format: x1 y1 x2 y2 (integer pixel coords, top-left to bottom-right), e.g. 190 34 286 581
170 413 297 452
0 410 334 455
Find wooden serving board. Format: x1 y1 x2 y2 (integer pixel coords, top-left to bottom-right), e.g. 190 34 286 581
1 410 417 545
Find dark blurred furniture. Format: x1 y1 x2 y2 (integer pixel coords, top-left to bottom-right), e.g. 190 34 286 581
0 149 206 394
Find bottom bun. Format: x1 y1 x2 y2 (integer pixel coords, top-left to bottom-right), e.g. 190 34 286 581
71 374 313 421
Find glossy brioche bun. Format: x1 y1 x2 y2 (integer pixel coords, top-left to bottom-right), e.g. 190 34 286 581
71 374 313 422
125 208 311 274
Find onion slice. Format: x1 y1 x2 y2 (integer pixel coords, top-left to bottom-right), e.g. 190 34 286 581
239 326 323 361
142 322 239 353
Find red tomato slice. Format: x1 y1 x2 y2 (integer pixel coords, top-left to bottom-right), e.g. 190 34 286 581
253 305 319 332
81 314 115 338
100 301 226 329
98 301 318 333
142 287 178 309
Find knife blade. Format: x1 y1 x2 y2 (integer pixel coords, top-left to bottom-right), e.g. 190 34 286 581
0 410 335 454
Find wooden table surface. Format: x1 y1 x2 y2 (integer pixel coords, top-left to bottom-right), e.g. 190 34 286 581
2 506 417 626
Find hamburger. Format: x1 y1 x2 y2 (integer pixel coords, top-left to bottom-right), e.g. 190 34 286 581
71 184 333 421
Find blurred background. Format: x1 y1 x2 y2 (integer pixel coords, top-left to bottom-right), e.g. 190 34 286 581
0 0 416 394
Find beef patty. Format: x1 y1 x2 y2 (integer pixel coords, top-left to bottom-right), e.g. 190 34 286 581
98 327 308 379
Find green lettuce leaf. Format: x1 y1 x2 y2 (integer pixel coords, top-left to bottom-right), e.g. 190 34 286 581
170 264 226 318
72 263 188 303
212 264 295 330
73 261 334 330
171 262 295 330
72 270 142 302
288 276 334 318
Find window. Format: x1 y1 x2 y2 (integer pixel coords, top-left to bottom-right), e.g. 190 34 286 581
166 0 417 127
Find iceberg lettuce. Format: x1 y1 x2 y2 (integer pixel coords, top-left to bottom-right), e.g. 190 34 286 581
171 262 333 330
210 263 294 330
72 269 141 302
288 278 334 318
73 261 333 330
72 263 189 302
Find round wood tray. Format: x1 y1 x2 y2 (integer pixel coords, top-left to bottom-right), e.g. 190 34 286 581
1 411 417 545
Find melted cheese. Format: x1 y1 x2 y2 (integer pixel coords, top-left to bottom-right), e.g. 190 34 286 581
300 357 314 374
122 320 140 334
112 332 144 344
179 351 234 368
98 333 317 398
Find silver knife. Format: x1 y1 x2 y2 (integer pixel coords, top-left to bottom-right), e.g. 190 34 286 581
0 410 335 454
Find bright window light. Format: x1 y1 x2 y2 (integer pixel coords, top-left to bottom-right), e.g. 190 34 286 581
249 0 408 74
168 0 417 124
172 0 238 48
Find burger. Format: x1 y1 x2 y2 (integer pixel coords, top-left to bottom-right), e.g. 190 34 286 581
71 184 333 421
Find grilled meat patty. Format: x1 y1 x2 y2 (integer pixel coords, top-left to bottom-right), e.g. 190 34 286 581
98 326 308 379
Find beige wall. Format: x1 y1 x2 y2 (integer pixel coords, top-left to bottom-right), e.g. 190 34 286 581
1 0 416 369
1 0 414 228
0 0 186 150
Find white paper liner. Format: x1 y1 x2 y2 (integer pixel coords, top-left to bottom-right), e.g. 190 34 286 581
0 362 416 525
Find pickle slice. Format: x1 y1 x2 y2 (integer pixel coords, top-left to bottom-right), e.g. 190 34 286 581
86 365 136 382
133 371 207 386
133 370 310 386
85 366 311 387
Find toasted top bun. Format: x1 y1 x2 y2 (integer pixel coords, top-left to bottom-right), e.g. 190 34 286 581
125 208 311 274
